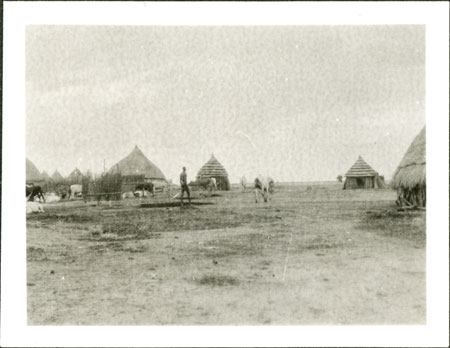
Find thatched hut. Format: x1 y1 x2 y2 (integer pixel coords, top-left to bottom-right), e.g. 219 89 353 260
26 158 43 184
51 170 65 183
41 171 51 180
343 156 386 189
68 167 83 184
109 145 166 193
196 154 230 190
391 127 426 207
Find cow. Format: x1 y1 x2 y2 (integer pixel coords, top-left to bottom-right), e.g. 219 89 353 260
254 176 274 203
240 176 247 192
44 192 61 203
135 183 155 197
26 185 45 202
26 201 45 214
122 191 135 199
68 184 83 199
194 178 217 192
134 190 152 198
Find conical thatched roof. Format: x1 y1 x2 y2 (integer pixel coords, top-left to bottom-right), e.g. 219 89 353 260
26 158 42 182
391 127 426 189
197 154 229 179
109 145 165 180
345 156 378 177
41 171 51 180
51 170 64 182
68 167 83 182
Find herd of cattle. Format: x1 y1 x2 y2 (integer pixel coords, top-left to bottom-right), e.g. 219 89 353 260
25 176 275 214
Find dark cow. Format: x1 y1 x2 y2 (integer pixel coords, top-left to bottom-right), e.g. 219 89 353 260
192 178 217 191
135 183 155 196
26 185 45 202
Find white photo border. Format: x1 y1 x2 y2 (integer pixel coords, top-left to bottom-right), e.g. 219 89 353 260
2 2 449 347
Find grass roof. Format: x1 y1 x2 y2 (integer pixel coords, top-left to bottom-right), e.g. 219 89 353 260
391 127 426 189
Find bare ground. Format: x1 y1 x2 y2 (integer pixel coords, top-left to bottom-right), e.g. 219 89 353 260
27 183 426 325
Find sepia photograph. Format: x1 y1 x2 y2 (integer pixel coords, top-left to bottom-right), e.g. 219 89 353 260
25 24 426 325
2 2 449 347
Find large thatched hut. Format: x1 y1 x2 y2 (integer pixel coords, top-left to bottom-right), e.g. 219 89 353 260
26 158 43 184
109 145 166 193
343 156 386 189
391 127 426 207
196 154 230 190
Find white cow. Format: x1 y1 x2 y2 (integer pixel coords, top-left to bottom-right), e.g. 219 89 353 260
254 176 274 203
240 176 247 192
26 201 45 214
134 190 151 198
44 192 61 203
122 191 135 199
68 184 83 199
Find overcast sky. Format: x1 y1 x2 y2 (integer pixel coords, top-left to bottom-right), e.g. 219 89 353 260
26 25 425 182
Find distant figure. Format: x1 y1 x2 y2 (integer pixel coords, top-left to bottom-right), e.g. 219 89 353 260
166 179 173 197
267 177 275 194
180 167 191 206
210 177 217 192
240 176 247 192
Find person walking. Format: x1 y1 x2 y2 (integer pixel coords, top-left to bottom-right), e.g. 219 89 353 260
180 167 191 206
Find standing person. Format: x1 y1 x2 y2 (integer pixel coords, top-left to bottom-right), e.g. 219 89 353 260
180 167 191 206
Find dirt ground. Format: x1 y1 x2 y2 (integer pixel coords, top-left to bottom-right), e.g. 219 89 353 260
27 183 426 325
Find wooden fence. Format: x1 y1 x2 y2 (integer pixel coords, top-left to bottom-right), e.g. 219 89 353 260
82 173 123 202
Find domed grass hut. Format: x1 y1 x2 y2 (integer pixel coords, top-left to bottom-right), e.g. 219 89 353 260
109 145 166 193
391 127 426 207
26 158 43 185
196 154 230 190
343 156 386 189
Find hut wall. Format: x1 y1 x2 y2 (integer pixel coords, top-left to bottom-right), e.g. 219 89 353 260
119 175 145 194
343 176 375 189
216 176 230 191
397 185 426 207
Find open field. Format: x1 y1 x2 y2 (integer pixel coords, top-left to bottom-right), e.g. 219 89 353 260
27 183 426 325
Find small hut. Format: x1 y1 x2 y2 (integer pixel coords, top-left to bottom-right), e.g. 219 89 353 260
51 170 65 183
68 167 83 184
196 154 230 190
26 158 43 184
391 127 426 207
343 156 386 189
41 171 51 180
109 145 166 193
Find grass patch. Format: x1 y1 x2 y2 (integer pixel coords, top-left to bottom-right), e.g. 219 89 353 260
88 242 149 253
359 209 426 242
202 233 269 258
27 247 49 262
194 275 239 286
27 213 95 224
